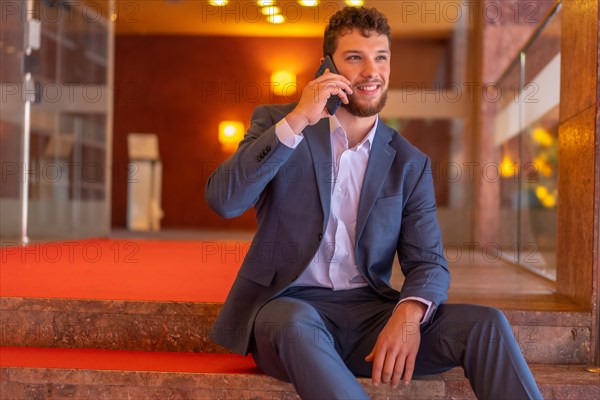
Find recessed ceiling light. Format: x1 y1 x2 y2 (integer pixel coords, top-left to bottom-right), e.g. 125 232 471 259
261 6 281 16
209 0 228 6
345 0 364 6
257 0 276 6
267 14 285 24
299 0 319 6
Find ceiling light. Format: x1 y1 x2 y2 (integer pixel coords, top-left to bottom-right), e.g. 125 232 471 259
257 0 276 6
345 0 364 6
267 14 285 24
209 0 228 6
299 0 319 6
261 6 281 16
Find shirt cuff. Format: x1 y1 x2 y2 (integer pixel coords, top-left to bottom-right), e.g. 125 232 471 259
395 297 435 325
275 118 304 149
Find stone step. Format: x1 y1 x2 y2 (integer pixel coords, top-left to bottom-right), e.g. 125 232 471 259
1 297 591 364
1 347 599 400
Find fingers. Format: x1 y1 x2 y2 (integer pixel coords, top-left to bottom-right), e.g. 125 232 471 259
366 346 417 388
381 350 400 385
403 352 417 385
292 69 352 124
314 69 353 103
389 353 406 388
369 347 386 386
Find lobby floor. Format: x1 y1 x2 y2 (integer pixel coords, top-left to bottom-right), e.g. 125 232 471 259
111 228 578 312
1 229 579 311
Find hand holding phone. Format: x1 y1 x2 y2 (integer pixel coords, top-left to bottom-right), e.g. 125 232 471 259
284 55 352 133
315 55 344 115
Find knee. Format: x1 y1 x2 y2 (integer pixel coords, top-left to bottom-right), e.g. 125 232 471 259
254 298 324 346
468 305 512 342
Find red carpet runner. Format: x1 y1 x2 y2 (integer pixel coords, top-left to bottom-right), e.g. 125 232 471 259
0 239 249 302
0 346 259 373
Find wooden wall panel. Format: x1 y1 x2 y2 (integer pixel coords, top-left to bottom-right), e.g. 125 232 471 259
112 35 452 229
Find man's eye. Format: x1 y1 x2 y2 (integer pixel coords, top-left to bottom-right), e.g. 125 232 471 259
377 56 388 61
347 55 360 61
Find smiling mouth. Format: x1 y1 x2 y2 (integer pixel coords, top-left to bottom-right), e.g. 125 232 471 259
355 82 382 95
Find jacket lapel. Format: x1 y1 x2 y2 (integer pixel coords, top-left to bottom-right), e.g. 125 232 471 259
304 118 333 225
355 119 396 244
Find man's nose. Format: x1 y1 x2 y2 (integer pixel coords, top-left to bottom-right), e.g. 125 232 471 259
361 59 378 79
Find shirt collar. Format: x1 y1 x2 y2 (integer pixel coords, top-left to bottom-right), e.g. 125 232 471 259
329 114 378 150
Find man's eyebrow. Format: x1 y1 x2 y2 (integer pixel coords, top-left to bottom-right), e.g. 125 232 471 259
341 49 391 55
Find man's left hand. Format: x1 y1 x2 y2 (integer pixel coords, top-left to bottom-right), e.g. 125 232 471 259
365 300 426 388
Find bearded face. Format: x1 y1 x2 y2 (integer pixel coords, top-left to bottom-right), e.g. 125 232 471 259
341 82 388 117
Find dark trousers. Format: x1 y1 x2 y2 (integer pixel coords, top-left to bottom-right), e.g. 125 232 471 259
251 286 543 400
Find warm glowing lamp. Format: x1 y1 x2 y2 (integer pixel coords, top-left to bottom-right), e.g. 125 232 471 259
261 6 281 15
271 70 297 96
533 155 553 177
535 185 557 208
499 154 517 178
532 127 554 147
345 0 364 6
257 0 276 6
267 14 285 24
299 0 319 6
218 121 245 152
209 0 228 6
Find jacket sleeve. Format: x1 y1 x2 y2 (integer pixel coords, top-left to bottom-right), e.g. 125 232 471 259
397 156 450 308
205 105 297 218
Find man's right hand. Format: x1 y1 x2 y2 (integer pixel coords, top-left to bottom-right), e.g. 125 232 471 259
285 69 353 134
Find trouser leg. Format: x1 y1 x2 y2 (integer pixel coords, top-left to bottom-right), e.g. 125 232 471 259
252 295 369 400
417 304 542 400
345 303 542 400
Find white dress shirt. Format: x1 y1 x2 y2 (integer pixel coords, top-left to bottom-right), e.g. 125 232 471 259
275 115 433 322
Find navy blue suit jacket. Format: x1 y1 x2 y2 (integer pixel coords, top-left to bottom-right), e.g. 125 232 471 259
205 103 449 355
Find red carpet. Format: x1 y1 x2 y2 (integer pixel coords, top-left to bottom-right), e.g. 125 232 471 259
0 239 249 302
0 346 259 374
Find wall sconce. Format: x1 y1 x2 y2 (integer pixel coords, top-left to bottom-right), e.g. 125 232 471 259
218 121 245 152
271 70 297 96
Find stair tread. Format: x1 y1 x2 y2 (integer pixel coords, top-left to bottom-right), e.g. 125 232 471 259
0 347 259 374
1 346 598 386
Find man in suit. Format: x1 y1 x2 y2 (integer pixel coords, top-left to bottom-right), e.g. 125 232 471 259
205 6 542 400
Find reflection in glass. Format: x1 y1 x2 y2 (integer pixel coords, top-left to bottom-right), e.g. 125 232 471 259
495 5 561 280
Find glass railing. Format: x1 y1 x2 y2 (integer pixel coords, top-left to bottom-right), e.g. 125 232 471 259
494 2 562 280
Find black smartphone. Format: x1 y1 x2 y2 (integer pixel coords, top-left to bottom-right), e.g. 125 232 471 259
315 55 343 115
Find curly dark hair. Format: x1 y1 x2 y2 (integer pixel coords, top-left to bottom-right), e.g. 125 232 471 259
323 7 391 56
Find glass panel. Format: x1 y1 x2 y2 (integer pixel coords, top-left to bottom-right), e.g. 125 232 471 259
496 58 522 263
25 0 112 238
520 9 561 279
0 0 26 239
494 5 561 280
